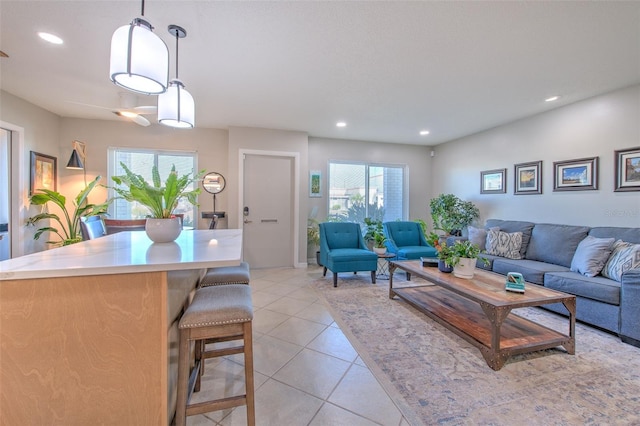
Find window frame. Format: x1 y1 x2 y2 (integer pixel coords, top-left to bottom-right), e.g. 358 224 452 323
106 147 199 226
327 160 408 223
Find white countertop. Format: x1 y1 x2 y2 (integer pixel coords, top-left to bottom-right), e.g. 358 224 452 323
0 229 243 280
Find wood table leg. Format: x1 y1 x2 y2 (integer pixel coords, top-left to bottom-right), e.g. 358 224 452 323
389 263 397 299
562 298 576 354
479 302 511 370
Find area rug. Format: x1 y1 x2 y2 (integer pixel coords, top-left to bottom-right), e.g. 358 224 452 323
311 271 640 425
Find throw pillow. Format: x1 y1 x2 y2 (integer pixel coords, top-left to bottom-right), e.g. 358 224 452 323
570 235 615 277
602 240 640 282
468 226 487 248
486 229 523 260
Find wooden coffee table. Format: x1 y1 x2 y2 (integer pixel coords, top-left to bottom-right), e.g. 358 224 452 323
389 260 576 370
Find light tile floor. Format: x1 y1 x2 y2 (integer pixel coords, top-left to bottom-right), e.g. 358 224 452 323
186 266 411 426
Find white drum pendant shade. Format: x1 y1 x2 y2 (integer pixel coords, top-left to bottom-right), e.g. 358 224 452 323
110 19 169 95
158 80 195 128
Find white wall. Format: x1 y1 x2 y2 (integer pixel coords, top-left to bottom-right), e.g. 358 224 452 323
58 118 229 230
431 85 640 228
308 137 433 223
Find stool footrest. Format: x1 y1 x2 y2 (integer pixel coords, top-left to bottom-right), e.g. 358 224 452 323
186 395 247 416
203 345 244 358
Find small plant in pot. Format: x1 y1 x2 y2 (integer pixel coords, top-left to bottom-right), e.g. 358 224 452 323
363 217 382 250
110 163 205 243
307 218 321 265
373 232 387 255
446 240 489 279
426 231 454 273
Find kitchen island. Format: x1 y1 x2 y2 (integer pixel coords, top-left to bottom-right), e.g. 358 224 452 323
0 229 242 425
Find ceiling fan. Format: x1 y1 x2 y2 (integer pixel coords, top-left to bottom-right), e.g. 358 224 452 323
68 92 157 126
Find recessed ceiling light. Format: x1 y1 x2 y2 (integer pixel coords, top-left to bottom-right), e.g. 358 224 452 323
545 95 560 102
336 122 347 128
419 130 430 136
38 32 63 45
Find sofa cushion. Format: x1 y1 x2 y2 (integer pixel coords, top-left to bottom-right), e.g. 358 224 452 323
486 229 523 259
570 236 615 277
492 258 569 285
602 240 640 282
544 271 621 305
485 219 534 258
525 223 590 267
589 227 640 244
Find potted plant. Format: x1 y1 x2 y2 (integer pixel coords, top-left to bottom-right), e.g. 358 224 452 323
446 240 489 279
26 176 110 246
426 231 454 273
363 217 382 250
373 231 387 255
307 218 321 265
429 193 480 236
110 162 205 243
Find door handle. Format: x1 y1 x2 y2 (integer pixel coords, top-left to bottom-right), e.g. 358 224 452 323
243 219 253 224
261 219 278 223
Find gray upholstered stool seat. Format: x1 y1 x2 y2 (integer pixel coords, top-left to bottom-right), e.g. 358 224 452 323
200 261 251 287
175 284 255 426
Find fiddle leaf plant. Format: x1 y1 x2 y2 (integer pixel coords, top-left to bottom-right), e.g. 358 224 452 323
110 162 205 219
26 176 110 246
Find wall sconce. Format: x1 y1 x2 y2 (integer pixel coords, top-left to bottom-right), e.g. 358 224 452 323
66 140 86 170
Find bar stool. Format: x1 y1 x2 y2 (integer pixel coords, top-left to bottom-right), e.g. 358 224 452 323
175 284 255 426
200 262 251 287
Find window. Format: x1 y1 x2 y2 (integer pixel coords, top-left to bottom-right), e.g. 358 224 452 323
107 148 198 228
328 161 405 225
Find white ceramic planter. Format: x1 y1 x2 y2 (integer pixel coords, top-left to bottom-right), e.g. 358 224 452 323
373 247 387 255
453 257 476 279
145 217 182 243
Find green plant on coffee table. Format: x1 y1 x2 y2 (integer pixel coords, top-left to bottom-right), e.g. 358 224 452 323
26 176 110 246
444 240 490 268
110 162 205 219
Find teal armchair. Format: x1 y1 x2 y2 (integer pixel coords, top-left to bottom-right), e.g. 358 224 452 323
384 221 438 260
319 222 378 287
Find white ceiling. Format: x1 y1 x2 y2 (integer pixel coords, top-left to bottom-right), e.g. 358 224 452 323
1 1 639 145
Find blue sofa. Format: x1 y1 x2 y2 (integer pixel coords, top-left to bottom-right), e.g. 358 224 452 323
319 222 378 287
474 219 640 347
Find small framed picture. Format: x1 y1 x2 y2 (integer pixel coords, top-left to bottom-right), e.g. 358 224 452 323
553 157 598 191
614 146 640 192
30 151 57 195
480 168 506 194
514 161 542 195
310 170 322 197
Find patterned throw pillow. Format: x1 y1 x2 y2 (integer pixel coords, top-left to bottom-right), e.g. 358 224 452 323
486 229 523 260
602 240 640 282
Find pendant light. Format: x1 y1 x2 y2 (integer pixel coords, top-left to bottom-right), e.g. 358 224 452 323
158 25 195 128
109 0 169 95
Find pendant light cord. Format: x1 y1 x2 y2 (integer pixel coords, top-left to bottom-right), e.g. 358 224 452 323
141 0 145 16
174 31 179 79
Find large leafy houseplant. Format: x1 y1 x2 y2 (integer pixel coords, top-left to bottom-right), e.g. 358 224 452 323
110 163 205 218
429 193 479 236
26 176 110 246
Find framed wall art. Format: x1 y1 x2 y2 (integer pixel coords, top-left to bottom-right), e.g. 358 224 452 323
480 168 506 194
30 151 57 195
309 170 322 197
514 161 542 195
553 157 598 191
614 146 640 192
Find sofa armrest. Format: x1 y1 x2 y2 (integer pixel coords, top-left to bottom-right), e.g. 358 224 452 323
620 268 640 344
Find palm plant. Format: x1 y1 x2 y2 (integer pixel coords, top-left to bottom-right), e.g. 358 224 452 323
26 176 110 245
110 162 205 219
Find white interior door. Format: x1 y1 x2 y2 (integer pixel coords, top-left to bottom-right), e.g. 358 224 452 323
242 154 293 268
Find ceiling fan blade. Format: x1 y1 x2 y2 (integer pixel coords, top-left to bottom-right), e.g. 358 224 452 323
132 105 157 115
132 114 150 127
0 51 8 58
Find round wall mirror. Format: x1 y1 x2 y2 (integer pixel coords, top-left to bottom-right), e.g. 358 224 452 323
202 172 226 194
